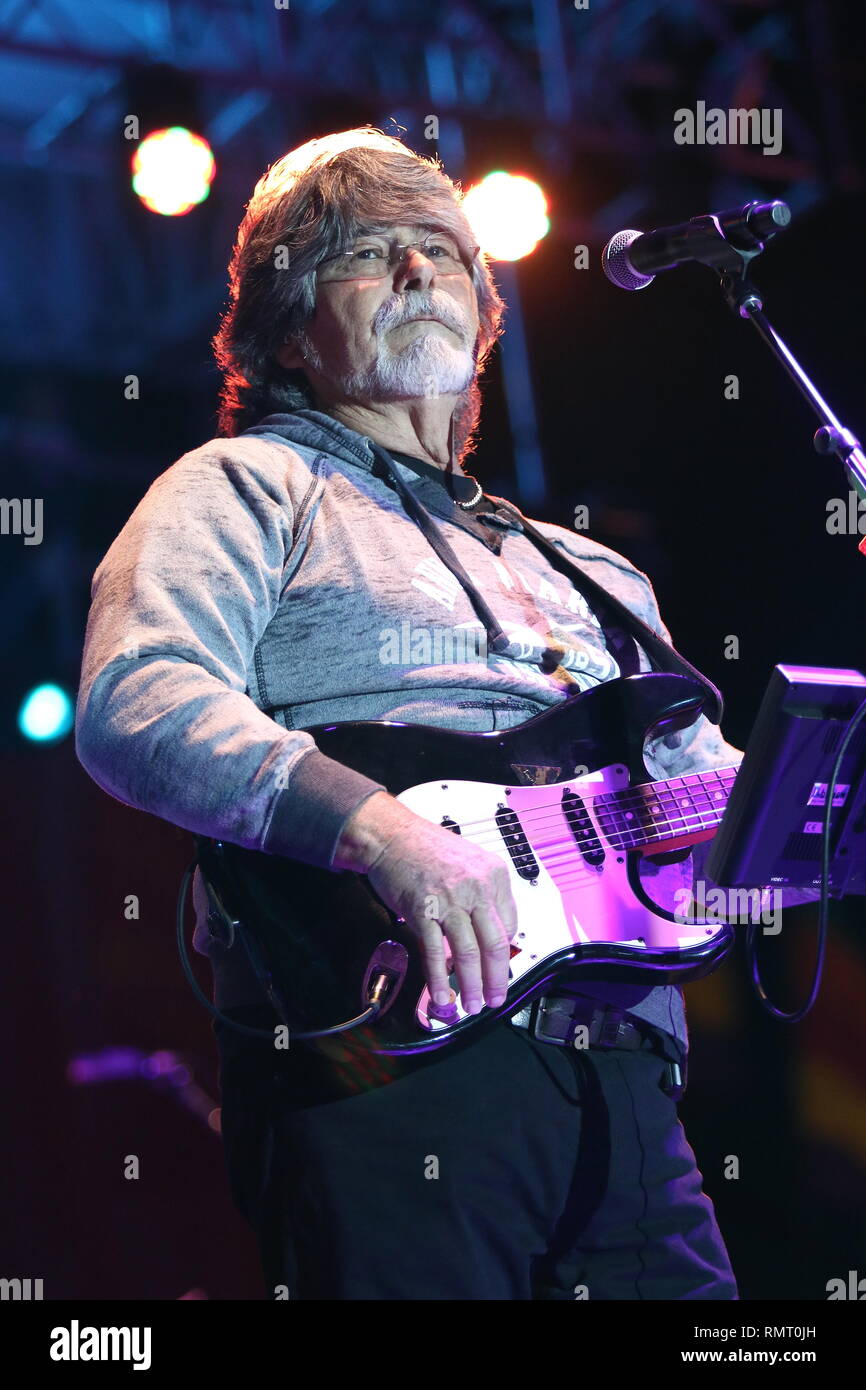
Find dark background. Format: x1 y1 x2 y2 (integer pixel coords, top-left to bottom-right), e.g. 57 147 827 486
1 0 864 1299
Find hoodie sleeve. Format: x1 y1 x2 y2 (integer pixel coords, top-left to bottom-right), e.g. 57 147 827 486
75 442 385 869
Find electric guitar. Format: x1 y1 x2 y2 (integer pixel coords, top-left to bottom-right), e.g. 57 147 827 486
197 672 738 1056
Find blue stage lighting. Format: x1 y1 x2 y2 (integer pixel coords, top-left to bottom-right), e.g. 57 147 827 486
18 684 74 743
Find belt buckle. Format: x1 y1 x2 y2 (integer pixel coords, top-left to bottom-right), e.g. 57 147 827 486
660 1060 686 1100
594 1007 629 1049
527 996 637 1051
531 997 573 1047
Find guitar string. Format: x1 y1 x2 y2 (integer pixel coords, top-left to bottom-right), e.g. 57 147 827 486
419 770 738 849
441 814 732 911
422 764 739 836
427 798 733 849
463 800 729 840
458 818 724 857
403 768 737 915
470 830 728 888
422 816 726 873
426 819 728 917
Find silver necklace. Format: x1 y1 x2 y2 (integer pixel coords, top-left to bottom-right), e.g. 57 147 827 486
453 476 483 509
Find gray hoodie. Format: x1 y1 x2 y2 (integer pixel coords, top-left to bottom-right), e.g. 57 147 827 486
76 409 744 1046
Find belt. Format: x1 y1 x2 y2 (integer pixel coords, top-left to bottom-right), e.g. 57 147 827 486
509 992 687 1098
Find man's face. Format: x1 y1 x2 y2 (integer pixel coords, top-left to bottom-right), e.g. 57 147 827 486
280 222 481 404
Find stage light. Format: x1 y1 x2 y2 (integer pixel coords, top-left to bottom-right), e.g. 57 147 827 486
462 172 550 261
131 126 216 216
17 683 74 743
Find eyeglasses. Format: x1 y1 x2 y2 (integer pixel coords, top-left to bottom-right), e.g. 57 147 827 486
317 230 479 281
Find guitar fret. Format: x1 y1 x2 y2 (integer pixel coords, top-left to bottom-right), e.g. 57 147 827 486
595 764 736 850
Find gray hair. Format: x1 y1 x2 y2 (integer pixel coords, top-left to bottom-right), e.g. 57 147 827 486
212 128 505 459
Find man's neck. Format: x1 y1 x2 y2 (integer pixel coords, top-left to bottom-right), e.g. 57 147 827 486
323 398 463 472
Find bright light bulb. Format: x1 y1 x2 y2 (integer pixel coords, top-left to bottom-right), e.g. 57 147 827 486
18 684 74 743
131 127 216 217
462 172 550 261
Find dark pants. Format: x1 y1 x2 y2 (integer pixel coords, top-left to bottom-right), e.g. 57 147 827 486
215 1010 738 1300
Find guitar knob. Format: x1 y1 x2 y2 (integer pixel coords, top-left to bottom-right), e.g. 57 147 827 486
427 989 460 1022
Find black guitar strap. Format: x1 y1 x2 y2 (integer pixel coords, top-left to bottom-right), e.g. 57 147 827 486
370 442 724 726
370 443 510 650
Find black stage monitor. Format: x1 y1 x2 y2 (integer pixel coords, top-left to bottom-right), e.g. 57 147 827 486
706 664 866 896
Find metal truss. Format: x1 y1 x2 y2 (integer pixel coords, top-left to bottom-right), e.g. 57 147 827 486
0 0 858 374
0 0 860 722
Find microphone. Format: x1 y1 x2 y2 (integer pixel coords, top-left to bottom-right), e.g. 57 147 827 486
602 199 791 291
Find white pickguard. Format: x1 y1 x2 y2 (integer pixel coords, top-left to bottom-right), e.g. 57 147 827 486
396 765 726 1032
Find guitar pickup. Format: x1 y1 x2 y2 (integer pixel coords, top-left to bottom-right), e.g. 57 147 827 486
495 806 540 881
562 789 605 867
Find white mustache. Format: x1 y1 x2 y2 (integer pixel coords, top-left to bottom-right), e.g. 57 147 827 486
374 294 470 344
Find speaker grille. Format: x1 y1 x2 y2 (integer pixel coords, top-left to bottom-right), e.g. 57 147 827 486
782 831 823 862
822 723 866 755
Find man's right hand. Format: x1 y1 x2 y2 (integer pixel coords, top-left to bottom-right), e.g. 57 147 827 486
333 791 518 1014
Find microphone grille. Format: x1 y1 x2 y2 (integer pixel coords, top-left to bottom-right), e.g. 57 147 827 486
601 229 654 291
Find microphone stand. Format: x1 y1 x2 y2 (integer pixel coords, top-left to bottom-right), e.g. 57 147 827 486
686 203 866 555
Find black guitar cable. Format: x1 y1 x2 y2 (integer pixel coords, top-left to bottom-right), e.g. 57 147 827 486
746 693 866 1022
175 858 395 1041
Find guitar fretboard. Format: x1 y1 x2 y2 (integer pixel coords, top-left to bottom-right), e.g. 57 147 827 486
591 766 738 851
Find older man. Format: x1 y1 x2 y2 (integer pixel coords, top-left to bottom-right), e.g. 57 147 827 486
76 128 741 1300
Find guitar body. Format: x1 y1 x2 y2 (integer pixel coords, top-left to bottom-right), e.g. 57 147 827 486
197 673 735 1057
